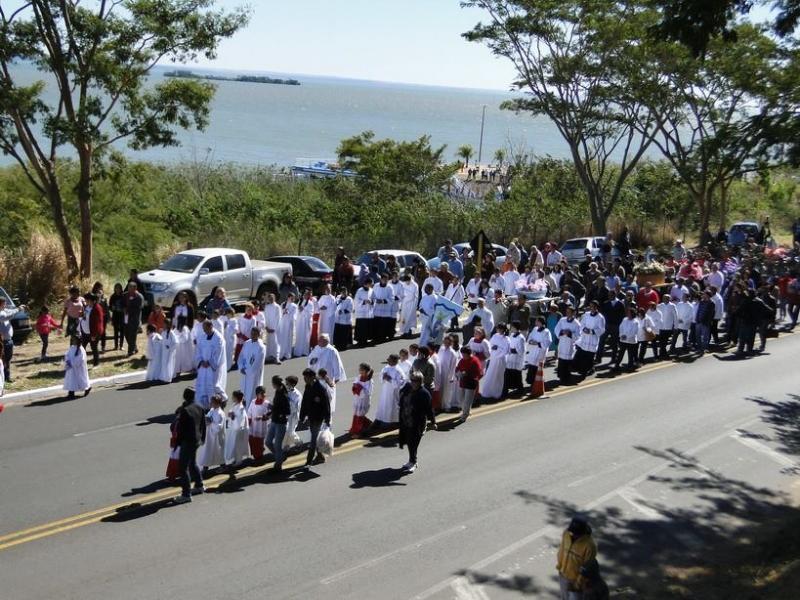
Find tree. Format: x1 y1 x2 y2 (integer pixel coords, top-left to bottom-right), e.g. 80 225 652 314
493 148 506 168
463 0 663 235
643 24 788 235
457 144 474 168
336 130 458 199
0 1 249 278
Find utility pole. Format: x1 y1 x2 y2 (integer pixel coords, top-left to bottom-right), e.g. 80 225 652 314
477 104 487 166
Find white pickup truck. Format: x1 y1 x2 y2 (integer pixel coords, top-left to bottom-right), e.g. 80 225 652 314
138 248 291 309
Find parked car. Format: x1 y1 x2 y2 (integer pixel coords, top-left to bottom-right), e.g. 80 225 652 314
353 250 428 279
0 286 32 344
266 256 333 294
560 237 620 265
138 248 291 309
427 242 508 271
727 222 760 246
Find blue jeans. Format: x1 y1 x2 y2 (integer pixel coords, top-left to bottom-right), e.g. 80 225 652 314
265 423 287 467
695 323 711 351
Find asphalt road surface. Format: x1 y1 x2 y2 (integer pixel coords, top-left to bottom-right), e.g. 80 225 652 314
1 333 799 600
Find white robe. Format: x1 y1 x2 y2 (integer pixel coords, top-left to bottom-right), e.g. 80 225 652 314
175 326 195 375
277 302 297 360
308 344 347 412
247 401 270 438
390 281 404 319
554 317 581 360
352 378 372 417
63 345 90 392
372 284 395 319
422 276 444 295
199 407 225 468
375 365 405 423
398 358 413 379
576 312 606 353
145 333 163 381
237 314 260 350
619 318 639 345
444 282 466 307
482 333 509 399
261 304 281 360
294 298 316 357
238 339 266 407
506 333 525 371
525 327 552 367
317 294 337 337
224 402 250 465
283 387 303 449
468 337 491 371
418 292 438 346
436 346 459 410
399 281 419 333
465 278 482 306
159 328 178 383
194 330 228 409
224 317 238 369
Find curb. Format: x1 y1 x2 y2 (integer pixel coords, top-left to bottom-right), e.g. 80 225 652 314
0 370 147 409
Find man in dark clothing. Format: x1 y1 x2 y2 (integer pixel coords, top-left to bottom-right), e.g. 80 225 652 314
174 388 206 503
736 289 764 355
598 293 625 364
579 559 610 600
299 368 331 466
695 291 716 355
397 372 437 473
124 282 145 356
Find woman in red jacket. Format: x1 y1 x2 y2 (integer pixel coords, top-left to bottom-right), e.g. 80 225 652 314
454 346 483 423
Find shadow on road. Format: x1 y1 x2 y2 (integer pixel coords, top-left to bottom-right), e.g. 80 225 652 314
350 467 407 488
448 393 800 598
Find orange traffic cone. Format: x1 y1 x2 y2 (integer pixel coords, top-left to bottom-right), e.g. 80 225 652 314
532 361 545 398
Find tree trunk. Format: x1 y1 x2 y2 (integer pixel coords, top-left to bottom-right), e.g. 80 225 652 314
77 147 93 279
717 183 730 232
696 191 712 240
587 190 607 236
44 179 80 280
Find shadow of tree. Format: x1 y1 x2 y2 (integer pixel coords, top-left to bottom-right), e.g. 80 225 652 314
747 394 800 456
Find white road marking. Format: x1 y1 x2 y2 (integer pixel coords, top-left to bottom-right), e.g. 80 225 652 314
731 432 796 468
450 576 490 600
617 487 664 520
73 420 144 437
319 524 468 585
412 415 761 600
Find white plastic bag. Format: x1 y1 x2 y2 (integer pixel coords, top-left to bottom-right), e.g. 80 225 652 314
316 424 334 457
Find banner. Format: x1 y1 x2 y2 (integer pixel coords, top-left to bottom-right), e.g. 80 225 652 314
426 295 465 341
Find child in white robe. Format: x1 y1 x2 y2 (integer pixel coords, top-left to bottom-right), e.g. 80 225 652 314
63 336 91 398
505 322 526 396
349 363 373 436
247 386 270 461
397 348 413 379
436 335 459 411
159 325 178 383
145 324 163 382
223 308 238 371
174 325 195 376
224 390 250 466
199 395 226 470
283 375 303 450
374 354 405 426
277 295 297 361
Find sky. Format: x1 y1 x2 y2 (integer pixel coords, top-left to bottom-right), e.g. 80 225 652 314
193 0 520 90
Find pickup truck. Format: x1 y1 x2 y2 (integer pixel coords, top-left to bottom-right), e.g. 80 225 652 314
138 248 291 309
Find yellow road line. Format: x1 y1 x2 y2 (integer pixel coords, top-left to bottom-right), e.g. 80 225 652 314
1 333 794 552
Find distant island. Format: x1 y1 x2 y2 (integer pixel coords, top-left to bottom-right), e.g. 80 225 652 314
164 70 300 86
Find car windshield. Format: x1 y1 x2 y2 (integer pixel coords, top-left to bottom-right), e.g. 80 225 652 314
159 254 204 273
304 257 330 270
561 240 588 251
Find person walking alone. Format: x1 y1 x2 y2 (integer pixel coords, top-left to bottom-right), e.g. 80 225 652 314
265 375 291 472
299 368 331 467
556 516 597 599
397 371 437 474
173 388 206 504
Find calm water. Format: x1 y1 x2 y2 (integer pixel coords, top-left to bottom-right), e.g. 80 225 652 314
5 64 572 167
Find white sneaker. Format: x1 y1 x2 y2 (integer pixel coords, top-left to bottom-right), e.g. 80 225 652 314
401 462 413 471
406 463 417 473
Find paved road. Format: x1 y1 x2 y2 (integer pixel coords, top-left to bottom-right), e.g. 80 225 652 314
1 333 799 599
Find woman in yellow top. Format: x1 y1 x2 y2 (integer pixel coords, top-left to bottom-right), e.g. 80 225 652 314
556 517 597 599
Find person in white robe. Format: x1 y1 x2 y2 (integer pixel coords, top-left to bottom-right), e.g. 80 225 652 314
436 335 459 411
502 267 521 297
422 273 444 295
505 322 526 396
159 325 178 383
397 348 413 379
638 306 659 362
464 298 494 342
246 387 270 461
374 355 405 425
673 293 694 353
277 294 297 361
444 279 466 330
260 295 281 362
191 314 206 347
283 375 303 450
294 290 317 357
465 274 482 308
467 327 492 372
223 309 238 370
317 285 337 338
224 391 250 466
349 363 374 436
235 307 259 365
353 281 374 346
145 325 163 382
211 313 225 335
524 316 552 391
308 334 346 416
333 288 354 351
481 324 510 401
574 301 606 376
554 308 581 383
399 274 419 336
372 274 396 343
174 325 195 376
389 273 404 334
198 397 225 469
238 327 266 408
63 337 91 398
418 284 439 347
615 307 640 370
194 321 228 410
